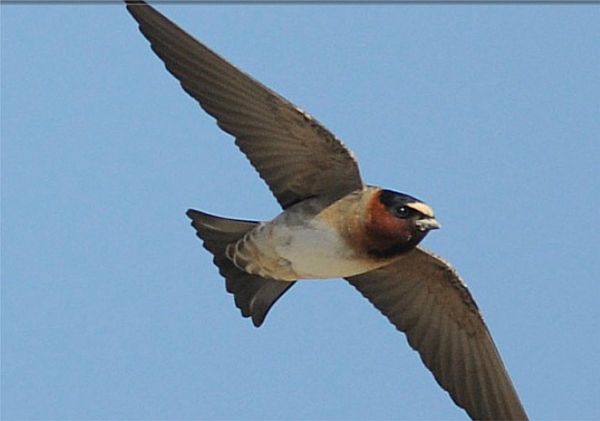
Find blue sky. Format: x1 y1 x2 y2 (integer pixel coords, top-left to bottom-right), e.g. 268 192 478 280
2 3 599 420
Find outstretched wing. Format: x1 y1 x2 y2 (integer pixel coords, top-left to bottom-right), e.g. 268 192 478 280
346 247 527 420
126 1 362 209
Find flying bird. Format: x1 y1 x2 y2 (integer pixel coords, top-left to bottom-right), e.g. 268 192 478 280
126 2 527 419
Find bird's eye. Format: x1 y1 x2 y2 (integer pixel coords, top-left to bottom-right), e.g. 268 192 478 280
394 206 412 218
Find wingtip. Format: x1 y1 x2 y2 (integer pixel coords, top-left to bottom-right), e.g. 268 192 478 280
251 315 264 328
125 0 147 6
186 208 199 220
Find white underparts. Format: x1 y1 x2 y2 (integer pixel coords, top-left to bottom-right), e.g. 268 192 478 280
226 212 385 281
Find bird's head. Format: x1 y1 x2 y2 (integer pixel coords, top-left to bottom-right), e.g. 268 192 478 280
364 189 440 258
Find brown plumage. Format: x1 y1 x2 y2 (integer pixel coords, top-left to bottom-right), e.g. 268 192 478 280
126 2 528 419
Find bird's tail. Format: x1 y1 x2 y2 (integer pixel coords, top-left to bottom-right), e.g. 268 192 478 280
186 209 295 327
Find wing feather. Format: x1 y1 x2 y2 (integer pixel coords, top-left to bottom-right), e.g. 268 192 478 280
127 1 362 208
346 247 527 420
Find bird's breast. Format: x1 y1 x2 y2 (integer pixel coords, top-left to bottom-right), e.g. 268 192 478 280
269 218 379 279
227 195 393 281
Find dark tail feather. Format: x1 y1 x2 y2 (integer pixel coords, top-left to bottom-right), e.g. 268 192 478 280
186 209 295 327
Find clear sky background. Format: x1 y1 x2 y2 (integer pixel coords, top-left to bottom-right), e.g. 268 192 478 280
2 3 599 420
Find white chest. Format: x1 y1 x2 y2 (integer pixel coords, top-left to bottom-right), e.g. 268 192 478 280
253 217 379 280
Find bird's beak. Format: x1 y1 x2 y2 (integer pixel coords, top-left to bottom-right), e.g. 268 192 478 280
416 217 441 231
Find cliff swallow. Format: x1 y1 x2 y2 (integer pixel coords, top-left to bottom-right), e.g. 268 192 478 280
126 2 528 420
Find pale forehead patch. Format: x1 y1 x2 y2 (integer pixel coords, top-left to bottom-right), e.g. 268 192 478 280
406 202 435 218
